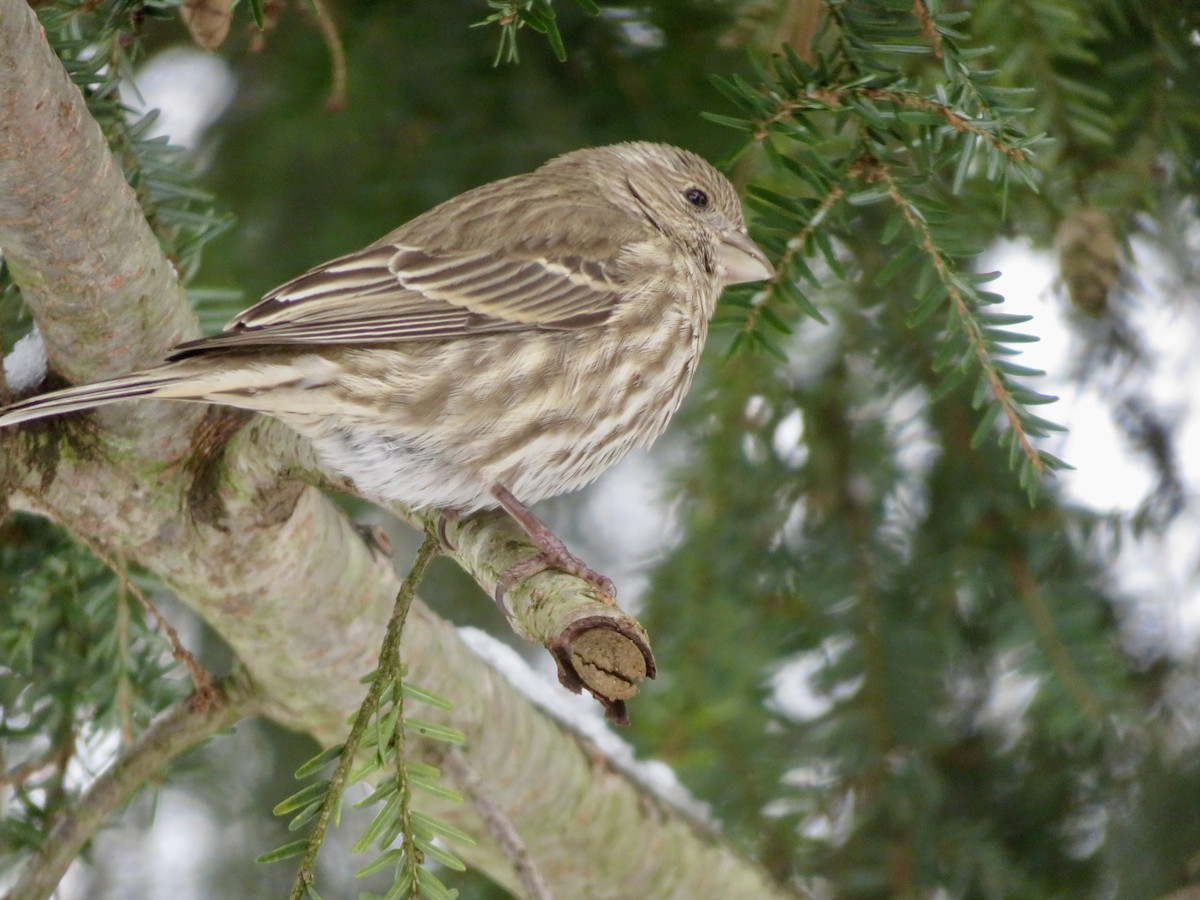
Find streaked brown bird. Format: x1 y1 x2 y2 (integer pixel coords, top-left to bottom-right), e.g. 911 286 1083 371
0 142 773 594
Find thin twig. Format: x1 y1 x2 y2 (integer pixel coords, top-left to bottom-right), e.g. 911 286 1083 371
912 0 942 60
872 161 1045 476
0 332 9 405
390 536 438 898
741 182 845 339
69 531 214 699
115 580 135 744
760 88 1030 163
1006 552 1104 721
289 532 442 900
442 747 552 900
306 0 347 112
4 677 250 900
0 747 62 788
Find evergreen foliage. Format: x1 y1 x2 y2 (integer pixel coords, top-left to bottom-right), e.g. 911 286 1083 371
0 518 188 861
258 535 469 900
4 1 1200 898
475 0 600 64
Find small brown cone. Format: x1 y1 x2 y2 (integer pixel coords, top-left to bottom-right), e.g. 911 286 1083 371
181 0 233 51
1057 205 1121 316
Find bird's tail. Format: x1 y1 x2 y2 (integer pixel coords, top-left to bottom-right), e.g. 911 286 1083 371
0 368 187 427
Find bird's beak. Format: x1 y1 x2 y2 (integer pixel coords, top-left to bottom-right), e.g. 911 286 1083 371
717 229 775 285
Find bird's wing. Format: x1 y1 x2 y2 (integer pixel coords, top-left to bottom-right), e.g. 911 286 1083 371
168 242 627 358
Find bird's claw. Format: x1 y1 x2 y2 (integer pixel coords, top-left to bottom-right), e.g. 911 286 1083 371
436 508 460 551
494 549 617 610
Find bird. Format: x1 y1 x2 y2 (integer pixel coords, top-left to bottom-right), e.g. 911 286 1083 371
0 142 773 597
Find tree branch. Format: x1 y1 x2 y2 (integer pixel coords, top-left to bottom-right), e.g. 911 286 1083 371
0 2 789 897
442 747 552 900
4 678 253 900
413 504 655 722
263 440 658 721
0 0 197 407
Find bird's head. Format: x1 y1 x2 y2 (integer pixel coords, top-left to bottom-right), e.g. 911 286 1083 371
550 142 775 288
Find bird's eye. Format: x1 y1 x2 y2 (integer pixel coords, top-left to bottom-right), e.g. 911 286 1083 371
684 187 709 208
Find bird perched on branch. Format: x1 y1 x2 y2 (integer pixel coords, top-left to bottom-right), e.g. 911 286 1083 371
0 142 773 596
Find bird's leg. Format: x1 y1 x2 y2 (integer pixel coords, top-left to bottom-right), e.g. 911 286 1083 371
490 484 616 603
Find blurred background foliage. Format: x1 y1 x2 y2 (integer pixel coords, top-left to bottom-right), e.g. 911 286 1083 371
5 0 1200 897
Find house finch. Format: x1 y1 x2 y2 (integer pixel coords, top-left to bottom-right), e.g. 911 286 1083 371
0 142 773 594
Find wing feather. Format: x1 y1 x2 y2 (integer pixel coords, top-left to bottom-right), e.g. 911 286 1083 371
169 243 623 359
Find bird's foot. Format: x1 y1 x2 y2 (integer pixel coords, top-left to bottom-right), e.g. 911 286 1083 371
495 542 617 608
489 483 616 606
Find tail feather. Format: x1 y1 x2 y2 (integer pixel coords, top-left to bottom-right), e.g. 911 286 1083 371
0 370 183 427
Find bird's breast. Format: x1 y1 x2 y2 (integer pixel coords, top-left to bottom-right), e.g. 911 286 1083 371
301 285 713 512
